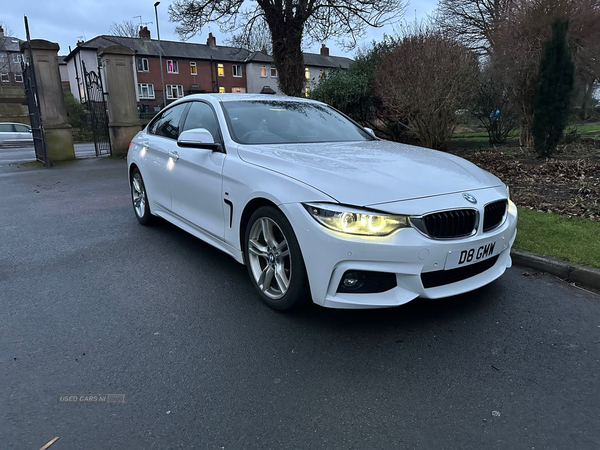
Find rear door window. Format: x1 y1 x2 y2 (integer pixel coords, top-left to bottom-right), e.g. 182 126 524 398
15 124 30 133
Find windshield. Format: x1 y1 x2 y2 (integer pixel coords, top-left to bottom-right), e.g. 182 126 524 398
221 100 374 145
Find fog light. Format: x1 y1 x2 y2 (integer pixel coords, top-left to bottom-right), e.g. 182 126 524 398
337 270 397 294
342 272 359 288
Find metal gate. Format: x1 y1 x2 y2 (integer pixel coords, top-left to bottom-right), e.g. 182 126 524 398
21 47 49 166
82 61 111 156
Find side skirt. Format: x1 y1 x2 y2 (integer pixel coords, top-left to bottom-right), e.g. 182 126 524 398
153 209 245 264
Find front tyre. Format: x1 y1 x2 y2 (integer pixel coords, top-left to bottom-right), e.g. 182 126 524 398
130 168 153 225
245 206 310 310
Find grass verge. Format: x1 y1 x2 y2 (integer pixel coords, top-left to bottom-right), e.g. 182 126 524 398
18 161 45 167
514 207 600 268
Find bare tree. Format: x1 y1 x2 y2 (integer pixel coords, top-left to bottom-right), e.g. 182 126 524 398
374 25 479 150
472 64 520 144
226 19 274 54
568 0 600 119
435 0 515 55
0 20 16 37
492 0 600 145
169 0 407 96
109 20 139 38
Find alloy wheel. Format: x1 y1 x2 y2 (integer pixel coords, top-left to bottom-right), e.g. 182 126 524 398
131 173 146 218
247 217 292 300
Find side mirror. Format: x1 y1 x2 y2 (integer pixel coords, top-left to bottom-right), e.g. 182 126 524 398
177 128 222 151
364 127 376 138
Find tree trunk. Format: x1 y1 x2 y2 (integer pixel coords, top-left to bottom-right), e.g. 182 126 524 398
269 23 305 97
519 118 534 148
581 78 595 121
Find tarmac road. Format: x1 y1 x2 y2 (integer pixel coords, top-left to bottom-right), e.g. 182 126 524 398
1 158 599 449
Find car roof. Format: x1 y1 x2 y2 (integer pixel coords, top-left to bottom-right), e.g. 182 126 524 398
182 93 321 104
0 123 30 126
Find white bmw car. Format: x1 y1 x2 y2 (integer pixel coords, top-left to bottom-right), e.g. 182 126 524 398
127 94 517 310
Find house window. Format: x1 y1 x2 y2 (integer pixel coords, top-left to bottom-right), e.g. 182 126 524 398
231 87 246 93
270 67 277 77
319 69 324 78
166 84 184 99
260 65 267 77
217 63 224 77
190 61 197 75
15 72 23 83
0 54 6 63
167 60 178 73
219 86 225 93
1 73 9 83
232 65 242 77
12 54 23 63
305 67 310 79
305 87 310 98
137 58 149 72
137 83 155 99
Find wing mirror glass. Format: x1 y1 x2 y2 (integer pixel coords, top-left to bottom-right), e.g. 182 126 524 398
177 128 222 151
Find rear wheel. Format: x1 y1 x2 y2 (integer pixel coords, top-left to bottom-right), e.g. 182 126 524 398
245 206 310 310
131 168 153 225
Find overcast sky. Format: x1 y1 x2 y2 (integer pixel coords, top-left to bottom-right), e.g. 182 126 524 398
1 0 438 58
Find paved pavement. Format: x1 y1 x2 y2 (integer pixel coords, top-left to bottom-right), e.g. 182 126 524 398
1 158 599 449
0 143 97 166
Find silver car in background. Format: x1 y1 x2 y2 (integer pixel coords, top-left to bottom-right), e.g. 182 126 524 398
0 123 33 147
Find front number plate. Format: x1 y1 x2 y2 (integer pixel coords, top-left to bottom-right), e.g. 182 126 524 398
445 240 501 270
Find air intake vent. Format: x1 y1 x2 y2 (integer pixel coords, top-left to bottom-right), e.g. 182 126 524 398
421 255 499 288
415 209 477 239
483 200 508 232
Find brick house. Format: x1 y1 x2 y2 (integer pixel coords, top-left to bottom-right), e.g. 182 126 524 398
64 29 251 112
0 26 28 124
0 27 24 85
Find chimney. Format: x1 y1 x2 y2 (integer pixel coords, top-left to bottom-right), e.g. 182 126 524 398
320 43 329 57
0 26 4 38
77 40 84 47
261 45 267 54
207 32 216 48
139 26 151 40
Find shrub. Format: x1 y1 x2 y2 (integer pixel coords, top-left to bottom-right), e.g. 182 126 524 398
374 26 478 150
562 125 581 144
471 68 520 145
63 91 90 129
311 38 411 142
532 19 575 157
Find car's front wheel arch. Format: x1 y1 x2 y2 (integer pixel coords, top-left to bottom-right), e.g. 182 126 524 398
243 204 311 310
239 197 280 262
129 163 140 185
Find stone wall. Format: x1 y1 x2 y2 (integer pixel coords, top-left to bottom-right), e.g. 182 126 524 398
0 84 29 124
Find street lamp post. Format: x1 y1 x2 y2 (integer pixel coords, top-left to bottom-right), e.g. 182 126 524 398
154 1 167 109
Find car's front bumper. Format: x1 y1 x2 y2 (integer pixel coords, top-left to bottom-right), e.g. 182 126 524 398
281 187 517 309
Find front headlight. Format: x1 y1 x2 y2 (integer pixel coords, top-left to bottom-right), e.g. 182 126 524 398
303 203 410 236
506 185 510 199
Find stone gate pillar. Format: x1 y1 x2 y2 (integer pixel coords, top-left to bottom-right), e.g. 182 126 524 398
99 45 141 157
20 39 75 161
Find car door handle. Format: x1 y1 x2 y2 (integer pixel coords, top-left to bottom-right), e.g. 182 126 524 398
168 151 179 161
